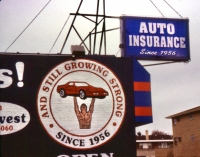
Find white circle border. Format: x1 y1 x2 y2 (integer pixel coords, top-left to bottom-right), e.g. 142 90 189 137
37 59 126 149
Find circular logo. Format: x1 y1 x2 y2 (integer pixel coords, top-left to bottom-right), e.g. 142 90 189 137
37 59 125 149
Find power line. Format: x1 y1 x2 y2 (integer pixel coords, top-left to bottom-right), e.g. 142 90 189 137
49 14 70 53
163 0 183 18
150 0 165 17
5 0 52 52
143 61 179 67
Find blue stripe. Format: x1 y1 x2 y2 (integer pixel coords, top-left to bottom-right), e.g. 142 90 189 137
134 91 152 107
135 116 153 123
133 59 150 82
133 59 153 124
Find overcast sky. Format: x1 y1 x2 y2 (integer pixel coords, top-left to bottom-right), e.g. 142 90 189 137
1 0 200 135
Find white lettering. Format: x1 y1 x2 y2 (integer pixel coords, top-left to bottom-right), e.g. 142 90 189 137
139 22 175 35
100 153 114 157
129 36 186 48
140 35 146 47
133 35 139 46
180 37 186 48
167 37 173 47
139 22 148 33
129 35 132 46
57 153 114 157
146 36 153 47
87 154 98 157
167 23 175 34
153 36 160 47
140 49 157 55
148 23 157 34
157 23 166 34
174 37 180 48
0 69 13 88
160 36 167 47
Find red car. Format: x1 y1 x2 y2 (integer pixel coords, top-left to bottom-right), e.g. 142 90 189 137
57 81 109 99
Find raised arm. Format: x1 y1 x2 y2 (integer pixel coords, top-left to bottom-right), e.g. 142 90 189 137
74 97 80 115
89 98 95 113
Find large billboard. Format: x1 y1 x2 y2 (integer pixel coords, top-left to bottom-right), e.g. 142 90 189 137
120 16 190 61
0 53 136 157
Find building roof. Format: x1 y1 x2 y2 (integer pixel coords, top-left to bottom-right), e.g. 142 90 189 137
136 135 173 140
136 140 173 143
166 106 200 119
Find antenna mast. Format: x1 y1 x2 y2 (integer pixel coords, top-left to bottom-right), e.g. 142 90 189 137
59 0 119 55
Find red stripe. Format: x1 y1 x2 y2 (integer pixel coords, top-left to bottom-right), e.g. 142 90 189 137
135 107 152 116
134 82 151 91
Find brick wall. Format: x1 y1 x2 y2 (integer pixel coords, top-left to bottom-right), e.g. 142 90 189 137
137 149 155 157
172 111 200 156
155 148 173 157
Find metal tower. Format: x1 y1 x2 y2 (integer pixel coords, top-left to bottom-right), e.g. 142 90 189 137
60 0 119 55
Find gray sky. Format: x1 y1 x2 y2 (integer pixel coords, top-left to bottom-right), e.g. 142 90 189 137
1 0 200 135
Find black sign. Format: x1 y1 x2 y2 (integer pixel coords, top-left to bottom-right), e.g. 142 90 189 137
0 53 136 157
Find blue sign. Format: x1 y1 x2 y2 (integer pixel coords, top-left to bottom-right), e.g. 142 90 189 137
121 16 190 61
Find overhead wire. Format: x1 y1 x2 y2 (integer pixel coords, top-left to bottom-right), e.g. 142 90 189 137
143 61 179 67
4 0 52 52
150 0 165 17
149 0 183 18
142 0 184 67
49 14 71 53
163 0 183 18
4 0 184 54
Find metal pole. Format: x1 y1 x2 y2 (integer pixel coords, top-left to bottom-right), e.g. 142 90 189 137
72 26 90 53
59 0 84 54
89 32 92 55
93 0 100 54
103 0 107 55
99 21 105 55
